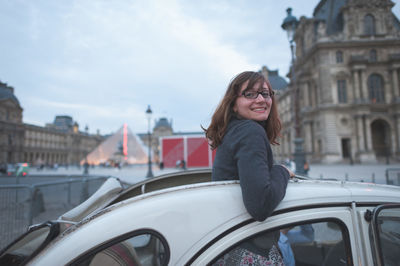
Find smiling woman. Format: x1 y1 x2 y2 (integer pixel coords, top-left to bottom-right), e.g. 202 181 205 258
204 71 294 264
204 71 294 219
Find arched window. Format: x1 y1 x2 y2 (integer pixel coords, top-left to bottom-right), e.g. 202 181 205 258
364 14 376 35
370 49 377 62
336 51 343 63
368 74 384 103
337 80 347 103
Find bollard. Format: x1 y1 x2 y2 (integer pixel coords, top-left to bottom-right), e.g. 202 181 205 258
319 174 323 180
345 173 349 181
385 169 389 185
372 173 375 183
32 187 45 218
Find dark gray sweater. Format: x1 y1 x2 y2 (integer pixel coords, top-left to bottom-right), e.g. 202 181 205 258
212 118 290 221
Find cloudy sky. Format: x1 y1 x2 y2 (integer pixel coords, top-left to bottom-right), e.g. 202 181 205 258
1 0 399 135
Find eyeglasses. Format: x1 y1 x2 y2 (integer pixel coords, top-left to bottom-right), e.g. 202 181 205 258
241 90 275 99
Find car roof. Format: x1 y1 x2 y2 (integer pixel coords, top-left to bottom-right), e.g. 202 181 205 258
33 178 400 265
60 168 400 224
114 178 400 213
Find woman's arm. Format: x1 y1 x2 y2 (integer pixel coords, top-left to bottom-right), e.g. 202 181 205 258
232 121 290 221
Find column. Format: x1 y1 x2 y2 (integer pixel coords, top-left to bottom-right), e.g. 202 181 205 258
303 82 309 107
364 115 372 152
392 68 399 99
299 82 306 108
396 115 400 154
354 116 360 152
352 70 360 102
360 70 368 102
357 116 365 152
304 122 312 153
358 70 363 100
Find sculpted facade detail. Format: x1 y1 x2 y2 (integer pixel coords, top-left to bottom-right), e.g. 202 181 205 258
276 0 400 163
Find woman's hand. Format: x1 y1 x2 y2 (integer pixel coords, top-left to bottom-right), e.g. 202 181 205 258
281 165 295 178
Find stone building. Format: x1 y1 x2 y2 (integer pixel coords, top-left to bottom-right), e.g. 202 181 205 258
24 119 103 166
0 81 24 164
276 0 400 164
0 82 104 167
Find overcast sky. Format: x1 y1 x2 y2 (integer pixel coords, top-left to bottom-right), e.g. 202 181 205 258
1 0 399 135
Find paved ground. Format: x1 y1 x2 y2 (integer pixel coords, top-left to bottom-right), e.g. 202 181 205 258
307 163 400 184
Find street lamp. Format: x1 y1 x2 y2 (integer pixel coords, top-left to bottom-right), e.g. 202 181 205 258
145 105 154 178
281 8 306 175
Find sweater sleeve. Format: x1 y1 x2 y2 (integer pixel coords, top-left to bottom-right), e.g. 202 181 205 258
231 121 290 221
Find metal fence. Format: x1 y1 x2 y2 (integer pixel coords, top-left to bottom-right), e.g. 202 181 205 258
0 175 111 250
385 168 400 186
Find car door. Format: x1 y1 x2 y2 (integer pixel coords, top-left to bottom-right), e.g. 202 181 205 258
368 204 400 266
188 206 358 265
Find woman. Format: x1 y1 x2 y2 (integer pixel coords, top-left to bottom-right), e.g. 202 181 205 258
205 71 294 222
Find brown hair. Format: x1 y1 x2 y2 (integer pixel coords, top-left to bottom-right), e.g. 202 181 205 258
204 71 282 149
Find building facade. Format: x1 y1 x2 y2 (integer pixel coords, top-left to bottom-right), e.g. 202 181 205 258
0 82 24 164
23 121 103 166
276 0 400 164
0 82 104 167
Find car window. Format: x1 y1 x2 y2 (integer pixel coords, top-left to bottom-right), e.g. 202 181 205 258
212 220 352 266
371 206 400 266
0 221 60 266
72 231 169 266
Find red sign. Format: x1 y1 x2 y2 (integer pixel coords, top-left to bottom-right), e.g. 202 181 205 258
161 135 214 168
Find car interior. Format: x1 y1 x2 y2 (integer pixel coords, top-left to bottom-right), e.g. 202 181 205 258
212 220 352 266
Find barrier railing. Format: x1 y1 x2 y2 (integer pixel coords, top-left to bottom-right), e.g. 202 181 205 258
385 168 400 186
0 175 112 250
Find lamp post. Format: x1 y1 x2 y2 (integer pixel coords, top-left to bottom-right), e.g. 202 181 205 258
281 8 306 175
145 105 154 178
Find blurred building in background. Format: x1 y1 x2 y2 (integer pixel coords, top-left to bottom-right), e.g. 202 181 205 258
0 81 24 165
277 0 400 164
0 82 104 166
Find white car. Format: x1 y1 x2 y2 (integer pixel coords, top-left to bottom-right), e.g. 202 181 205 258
1 169 399 265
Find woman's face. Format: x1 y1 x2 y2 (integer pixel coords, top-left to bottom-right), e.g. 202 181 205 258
233 80 272 121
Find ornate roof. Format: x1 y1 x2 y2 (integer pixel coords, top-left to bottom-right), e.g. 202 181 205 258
154 117 172 130
260 66 288 91
313 0 400 35
0 81 20 106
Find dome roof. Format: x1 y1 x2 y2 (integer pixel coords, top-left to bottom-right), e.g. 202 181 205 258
260 67 288 91
268 70 288 91
155 117 172 129
0 81 20 106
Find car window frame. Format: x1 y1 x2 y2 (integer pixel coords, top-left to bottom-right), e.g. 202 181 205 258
187 207 356 265
0 220 60 266
369 203 400 266
210 218 353 265
68 228 170 266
